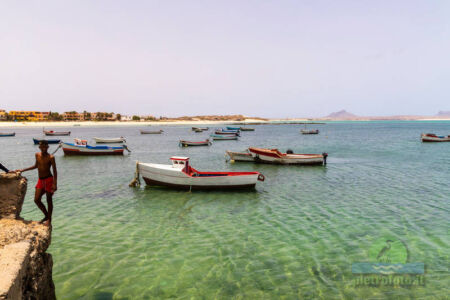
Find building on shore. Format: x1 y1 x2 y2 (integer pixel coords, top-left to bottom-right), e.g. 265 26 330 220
0 110 7 121
62 111 84 121
8 111 50 121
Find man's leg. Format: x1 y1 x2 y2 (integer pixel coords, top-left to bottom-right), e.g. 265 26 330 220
34 188 48 222
44 192 53 225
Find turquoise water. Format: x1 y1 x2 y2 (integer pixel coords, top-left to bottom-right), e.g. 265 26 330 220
1 122 449 299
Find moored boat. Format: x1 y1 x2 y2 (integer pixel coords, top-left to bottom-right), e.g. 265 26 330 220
179 139 211 147
0 132 15 137
214 130 240 136
248 147 327 165
192 127 209 131
226 126 241 131
226 150 255 162
301 129 319 134
194 128 203 133
43 130 71 136
137 156 264 190
210 134 238 140
240 127 255 131
33 138 61 145
93 137 126 143
421 133 450 142
61 142 127 155
140 130 163 134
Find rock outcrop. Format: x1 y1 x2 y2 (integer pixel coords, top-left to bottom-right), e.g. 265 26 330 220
0 173 55 300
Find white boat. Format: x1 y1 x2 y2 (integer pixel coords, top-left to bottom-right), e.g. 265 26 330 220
226 150 255 162
179 139 211 147
248 147 327 165
93 137 126 143
421 133 450 142
43 130 71 136
61 142 127 155
137 157 264 190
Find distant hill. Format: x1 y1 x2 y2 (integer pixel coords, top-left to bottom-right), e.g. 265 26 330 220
326 110 359 119
436 111 450 117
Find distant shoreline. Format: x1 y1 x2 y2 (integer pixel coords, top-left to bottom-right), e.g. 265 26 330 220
0 118 449 128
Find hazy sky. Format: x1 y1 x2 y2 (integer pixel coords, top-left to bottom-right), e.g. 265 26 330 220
1 1 449 118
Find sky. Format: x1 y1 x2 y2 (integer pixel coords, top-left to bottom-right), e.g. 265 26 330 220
0 1 449 118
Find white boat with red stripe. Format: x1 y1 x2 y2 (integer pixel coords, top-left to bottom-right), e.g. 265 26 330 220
248 147 327 165
61 140 128 155
421 133 450 142
138 157 264 190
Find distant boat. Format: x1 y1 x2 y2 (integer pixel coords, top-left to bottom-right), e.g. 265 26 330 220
33 138 61 145
43 130 71 136
210 134 238 140
179 139 211 147
61 142 127 155
214 130 240 136
226 150 255 162
0 132 15 137
248 147 327 165
192 127 209 131
73 124 81 127
240 127 255 131
93 137 126 143
140 130 163 134
137 156 264 190
226 126 241 131
421 133 450 142
194 128 203 133
301 129 319 134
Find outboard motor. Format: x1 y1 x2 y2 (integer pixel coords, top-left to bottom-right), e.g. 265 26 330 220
322 153 328 165
286 149 293 154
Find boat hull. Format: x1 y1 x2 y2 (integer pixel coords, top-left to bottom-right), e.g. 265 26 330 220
421 134 450 142
44 131 71 136
61 143 124 155
0 133 15 137
138 163 260 190
33 138 60 145
249 148 325 165
180 140 211 146
140 130 163 134
301 130 319 134
211 134 238 140
226 151 255 162
93 137 126 143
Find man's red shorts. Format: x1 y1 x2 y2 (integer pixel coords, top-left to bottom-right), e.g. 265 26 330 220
36 176 54 194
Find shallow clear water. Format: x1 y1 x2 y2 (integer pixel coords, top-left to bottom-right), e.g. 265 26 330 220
1 122 449 299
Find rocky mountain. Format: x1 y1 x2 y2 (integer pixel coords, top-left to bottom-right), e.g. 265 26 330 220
436 111 450 117
325 110 359 119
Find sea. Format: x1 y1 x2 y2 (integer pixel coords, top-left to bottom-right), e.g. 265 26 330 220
0 121 449 299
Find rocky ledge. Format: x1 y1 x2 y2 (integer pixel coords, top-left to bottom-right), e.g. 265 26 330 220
0 173 55 300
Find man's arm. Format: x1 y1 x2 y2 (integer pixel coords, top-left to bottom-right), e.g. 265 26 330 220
16 154 38 173
0 162 9 173
51 155 57 192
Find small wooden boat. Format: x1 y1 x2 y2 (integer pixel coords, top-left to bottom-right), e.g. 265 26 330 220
226 126 241 131
179 139 211 147
140 130 163 134
0 132 15 137
226 150 255 162
210 134 238 140
194 128 203 133
93 137 126 143
421 133 450 142
220 128 240 133
44 130 71 136
137 156 264 190
33 138 61 145
301 129 319 134
240 127 255 131
214 130 240 136
248 147 327 165
192 127 209 131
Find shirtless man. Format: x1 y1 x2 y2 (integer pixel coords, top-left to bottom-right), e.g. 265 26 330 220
15 141 57 226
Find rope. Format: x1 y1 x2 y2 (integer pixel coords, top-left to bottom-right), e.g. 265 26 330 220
129 161 141 187
51 144 62 155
